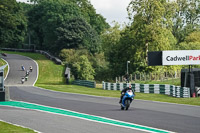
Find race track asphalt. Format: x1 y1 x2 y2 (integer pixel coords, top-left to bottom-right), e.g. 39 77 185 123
2 54 37 86
0 106 146 133
1 54 200 133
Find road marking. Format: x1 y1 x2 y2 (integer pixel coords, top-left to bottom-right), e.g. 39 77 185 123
25 56 39 86
0 101 175 133
1 58 9 80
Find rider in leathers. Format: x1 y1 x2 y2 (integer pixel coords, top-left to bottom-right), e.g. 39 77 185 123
119 84 134 103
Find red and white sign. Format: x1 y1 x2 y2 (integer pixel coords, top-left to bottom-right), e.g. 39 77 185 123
162 50 200 65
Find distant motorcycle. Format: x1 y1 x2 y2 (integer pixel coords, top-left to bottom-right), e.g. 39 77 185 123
1 53 7 57
21 65 25 71
121 90 135 110
21 78 25 84
29 66 33 72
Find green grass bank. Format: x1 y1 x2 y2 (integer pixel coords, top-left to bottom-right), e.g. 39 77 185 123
0 58 8 78
0 121 36 133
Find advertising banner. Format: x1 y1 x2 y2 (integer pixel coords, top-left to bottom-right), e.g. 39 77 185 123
162 50 200 65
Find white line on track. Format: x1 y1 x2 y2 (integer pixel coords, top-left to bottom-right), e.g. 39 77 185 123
1 58 10 80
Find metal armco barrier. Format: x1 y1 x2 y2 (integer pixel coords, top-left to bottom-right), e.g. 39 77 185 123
102 82 190 98
35 50 62 65
72 80 96 88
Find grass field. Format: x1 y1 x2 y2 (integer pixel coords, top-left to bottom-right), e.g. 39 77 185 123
0 58 5 66
0 121 36 133
2 51 200 106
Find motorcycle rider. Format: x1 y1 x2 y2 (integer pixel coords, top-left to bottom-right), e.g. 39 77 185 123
124 73 129 83
26 70 29 76
21 65 25 71
29 66 33 72
119 84 134 103
25 75 28 81
21 77 25 84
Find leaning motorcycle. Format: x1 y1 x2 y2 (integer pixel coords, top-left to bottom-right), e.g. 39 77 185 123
121 90 135 110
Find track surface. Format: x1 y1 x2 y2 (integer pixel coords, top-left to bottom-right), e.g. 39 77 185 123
3 54 37 86
1 54 200 133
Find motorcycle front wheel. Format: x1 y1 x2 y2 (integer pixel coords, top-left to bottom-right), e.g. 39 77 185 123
121 105 124 110
125 100 130 110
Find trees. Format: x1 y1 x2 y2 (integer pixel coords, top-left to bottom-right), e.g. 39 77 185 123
0 0 27 48
74 55 95 80
55 17 101 54
100 23 127 77
114 0 176 74
27 0 109 80
178 31 200 50
172 0 200 44
128 0 176 63
59 49 95 80
57 0 199 80
71 0 109 34
28 0 83 51
28 0 107 54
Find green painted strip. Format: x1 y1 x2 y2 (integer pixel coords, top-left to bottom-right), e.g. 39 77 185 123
0 101 173 133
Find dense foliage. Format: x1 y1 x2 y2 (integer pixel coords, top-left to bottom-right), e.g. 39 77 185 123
101 0 200 78
0 0 27 48
1 0 200 81
55 17 101 54
59 49 108 81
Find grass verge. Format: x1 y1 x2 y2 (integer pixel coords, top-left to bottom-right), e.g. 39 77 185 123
0 58 8 78
3 51 65 86
0 121 36 133
3 51 200 106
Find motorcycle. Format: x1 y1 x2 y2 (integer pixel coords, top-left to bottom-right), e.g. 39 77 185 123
21 78 25 84
1 53 7 57
121 90 135 110
21 66 25 71
29 66 33 72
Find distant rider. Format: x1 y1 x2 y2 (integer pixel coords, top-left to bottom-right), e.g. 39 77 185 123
124 73 129 83
21 65 25 71
25 75 28 81
26 70 29 76
119 84 134 103
29 66 33 72
21 77 25 84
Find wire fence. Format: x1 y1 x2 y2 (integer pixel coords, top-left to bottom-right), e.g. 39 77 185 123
116 71 181 83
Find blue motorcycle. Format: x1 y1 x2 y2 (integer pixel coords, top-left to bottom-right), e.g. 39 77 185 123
21 65 25 71
121 90 135 110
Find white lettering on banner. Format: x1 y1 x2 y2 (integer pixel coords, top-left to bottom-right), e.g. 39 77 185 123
162 50 200 65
